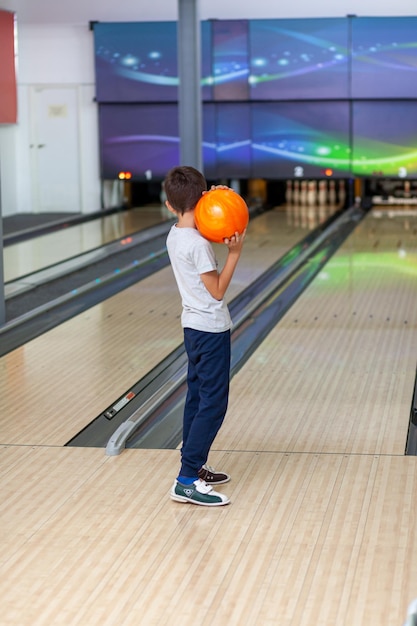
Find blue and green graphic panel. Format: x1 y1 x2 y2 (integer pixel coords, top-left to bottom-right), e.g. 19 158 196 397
251 101 351 178
94 21 213 102
351 17 417 98
249 18 349 100
212 20 249 101
352 102 417 178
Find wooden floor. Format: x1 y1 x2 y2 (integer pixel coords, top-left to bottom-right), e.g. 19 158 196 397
1 202 417 625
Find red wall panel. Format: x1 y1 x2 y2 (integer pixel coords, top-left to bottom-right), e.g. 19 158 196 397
0 10 17 124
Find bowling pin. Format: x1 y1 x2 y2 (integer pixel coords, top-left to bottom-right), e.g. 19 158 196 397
307 206 317 229
318 204 327 222
307 180 317 206
293 180 300 204
300 180 307 205
293 204 300 227
318 180 327 205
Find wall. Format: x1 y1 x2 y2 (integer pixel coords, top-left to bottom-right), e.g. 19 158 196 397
0 22 100 216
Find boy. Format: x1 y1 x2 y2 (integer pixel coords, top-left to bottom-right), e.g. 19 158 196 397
164 166 246 506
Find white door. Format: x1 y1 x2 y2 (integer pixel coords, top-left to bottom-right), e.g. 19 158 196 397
30 86 81 213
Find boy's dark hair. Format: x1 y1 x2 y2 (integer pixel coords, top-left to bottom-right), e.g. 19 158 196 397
163 166 207 214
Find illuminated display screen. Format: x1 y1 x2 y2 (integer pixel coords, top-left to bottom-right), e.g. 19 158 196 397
352 101 417 178
94 21 213 102
249 18 349 100
99 103 221 181
201 21 213 101
99 100 417 181
94 18 417 102
212 20 249 101
351 17 417 98
95 18 417 181
99 102 353 181
99 104 180 180
94 22 179 102
216 103 251 178
202 103 217 179
251 101 351 178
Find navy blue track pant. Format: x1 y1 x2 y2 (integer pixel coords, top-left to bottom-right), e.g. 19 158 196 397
180 328 231 478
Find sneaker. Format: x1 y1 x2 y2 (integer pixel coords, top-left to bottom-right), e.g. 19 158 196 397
170 479 230 506
198 464 231 485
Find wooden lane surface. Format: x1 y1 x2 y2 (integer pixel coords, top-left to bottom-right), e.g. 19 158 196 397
1 445 417 625
0 206 314 446
3 204 173 282
215 209 417 456
2 207 417 625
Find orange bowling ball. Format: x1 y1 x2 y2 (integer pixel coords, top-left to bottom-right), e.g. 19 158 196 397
194 189 249 244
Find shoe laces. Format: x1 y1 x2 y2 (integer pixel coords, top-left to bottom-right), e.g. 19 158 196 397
196 479 213 494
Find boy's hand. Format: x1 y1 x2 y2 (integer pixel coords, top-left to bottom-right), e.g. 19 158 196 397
224 229 246 252
205 184 234 192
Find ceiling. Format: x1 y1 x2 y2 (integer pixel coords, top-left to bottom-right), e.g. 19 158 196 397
4 0 415 26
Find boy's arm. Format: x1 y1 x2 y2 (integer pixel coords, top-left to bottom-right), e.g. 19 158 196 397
200 230 246 301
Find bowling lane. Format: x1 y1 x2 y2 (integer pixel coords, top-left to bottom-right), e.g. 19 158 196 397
3 204 172 282
214 207 417 457
0 205 324 446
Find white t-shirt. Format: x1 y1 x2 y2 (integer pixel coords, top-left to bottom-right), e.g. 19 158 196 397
166 224 232 332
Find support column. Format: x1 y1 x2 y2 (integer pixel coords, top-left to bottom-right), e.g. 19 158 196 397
177 0 202 172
